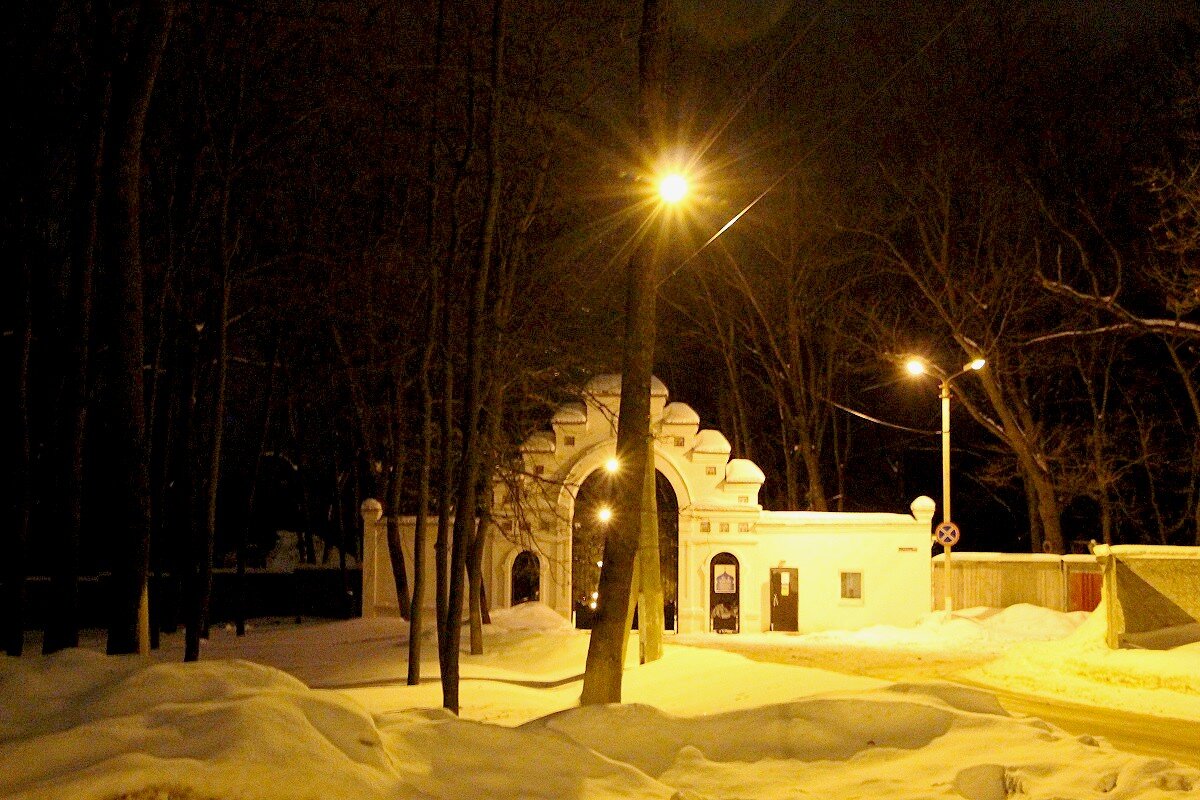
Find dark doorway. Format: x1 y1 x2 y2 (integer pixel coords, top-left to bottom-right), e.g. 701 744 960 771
770 567 799 631
709 552 740 633
511 551 540 605
572 466 679 629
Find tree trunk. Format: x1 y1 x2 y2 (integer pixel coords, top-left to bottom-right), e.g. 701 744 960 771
198 210 232 645
5 223 34 657
384 456 411 619
636 447 664 663
183 326 205 662
43 30 112 655
409 0 448 687
467 520 485 655
408 337 434 681
105 0 174 656
581 0 669 706
237 335 278 635
434 332 454 658
440 0 505 714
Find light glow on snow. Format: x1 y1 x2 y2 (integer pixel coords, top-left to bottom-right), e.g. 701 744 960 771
4 602 1199 798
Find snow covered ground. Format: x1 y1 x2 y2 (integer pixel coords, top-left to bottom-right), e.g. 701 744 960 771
2 602 1199 799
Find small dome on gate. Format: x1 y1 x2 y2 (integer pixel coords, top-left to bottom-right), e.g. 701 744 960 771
692 429 732 455
661 402 700 426
519 431 556 454
725 458 765 485
585 373 669 397
552 402 586 425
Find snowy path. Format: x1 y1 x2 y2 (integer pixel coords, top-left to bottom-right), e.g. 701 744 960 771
960 679 1200 769
675 625 1200 770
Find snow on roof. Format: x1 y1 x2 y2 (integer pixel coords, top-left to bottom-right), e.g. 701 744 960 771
932 552 1080 563
551 402 586 425
585 373 669 397
757 510 917 527
519 431 555 454
1093 544 1200 560
725 458 765 485
660 402 700 426
692 429 731 455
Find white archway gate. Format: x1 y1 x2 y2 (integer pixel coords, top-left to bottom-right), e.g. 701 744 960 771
491 374 760 629
361 375 936 634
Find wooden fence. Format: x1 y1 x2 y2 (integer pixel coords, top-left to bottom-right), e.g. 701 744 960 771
931 553 1101 612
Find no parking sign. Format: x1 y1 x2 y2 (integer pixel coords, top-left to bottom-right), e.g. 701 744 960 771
934 521 960 547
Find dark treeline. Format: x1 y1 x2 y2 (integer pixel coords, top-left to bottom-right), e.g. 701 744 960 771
3 0 1200 700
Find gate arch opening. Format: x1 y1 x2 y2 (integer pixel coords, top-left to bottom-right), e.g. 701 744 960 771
570 467 679 629
511 550 540 605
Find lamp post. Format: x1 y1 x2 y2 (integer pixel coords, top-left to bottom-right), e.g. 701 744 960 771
905 356 985 614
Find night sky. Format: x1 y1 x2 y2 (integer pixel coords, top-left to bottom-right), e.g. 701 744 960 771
4 0 1200 648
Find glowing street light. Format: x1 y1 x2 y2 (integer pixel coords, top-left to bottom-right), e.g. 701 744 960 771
597 505 613 524
657 172 689 204
905 355 986 613
604 457 620 474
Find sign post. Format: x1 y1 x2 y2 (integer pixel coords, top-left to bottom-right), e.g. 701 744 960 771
933 521 960 614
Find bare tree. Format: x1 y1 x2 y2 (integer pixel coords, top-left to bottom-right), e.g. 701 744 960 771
859 157 1068 553
582 0 670 706
104 0 175 656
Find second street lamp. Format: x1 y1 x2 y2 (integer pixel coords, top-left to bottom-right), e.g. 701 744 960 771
905 356 986 613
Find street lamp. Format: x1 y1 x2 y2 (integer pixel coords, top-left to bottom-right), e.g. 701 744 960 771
657 172 689 204
904 356 986 613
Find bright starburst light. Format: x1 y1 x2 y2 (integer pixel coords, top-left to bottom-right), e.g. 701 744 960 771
658 173 689 203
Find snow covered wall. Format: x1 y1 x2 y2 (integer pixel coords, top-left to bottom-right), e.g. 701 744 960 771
1094 544 1200 649
360 376 937 635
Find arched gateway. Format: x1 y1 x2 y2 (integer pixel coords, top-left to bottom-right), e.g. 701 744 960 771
361 375 937 634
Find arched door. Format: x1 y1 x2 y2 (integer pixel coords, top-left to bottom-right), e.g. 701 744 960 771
710 552 740 633
511 551 540 605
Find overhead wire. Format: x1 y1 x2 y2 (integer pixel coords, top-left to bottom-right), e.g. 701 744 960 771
661 0 980 286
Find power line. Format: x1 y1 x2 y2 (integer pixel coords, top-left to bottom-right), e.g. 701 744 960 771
661 1 980 286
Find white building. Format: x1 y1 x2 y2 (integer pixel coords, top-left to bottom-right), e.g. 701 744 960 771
362 375 936 633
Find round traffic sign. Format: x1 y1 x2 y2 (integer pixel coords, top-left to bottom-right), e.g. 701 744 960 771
934 521 960 547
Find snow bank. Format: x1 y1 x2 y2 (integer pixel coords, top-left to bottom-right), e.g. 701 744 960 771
0 651 411 800
526 682 1197 800
965 599 1200 718
968 603 1090 641
5 654 1197 800
693 604 1090 658
486 601 573 632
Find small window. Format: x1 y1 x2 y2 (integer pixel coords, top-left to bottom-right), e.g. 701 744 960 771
840 571 863 600
564 435 576 447
719 522 730 533
706 466 717 476
534 464 545 475
738 522 750 532
700 520 711 533
738 496 749 504
673 436 685 447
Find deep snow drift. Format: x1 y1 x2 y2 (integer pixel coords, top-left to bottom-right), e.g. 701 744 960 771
2 602 1198 799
